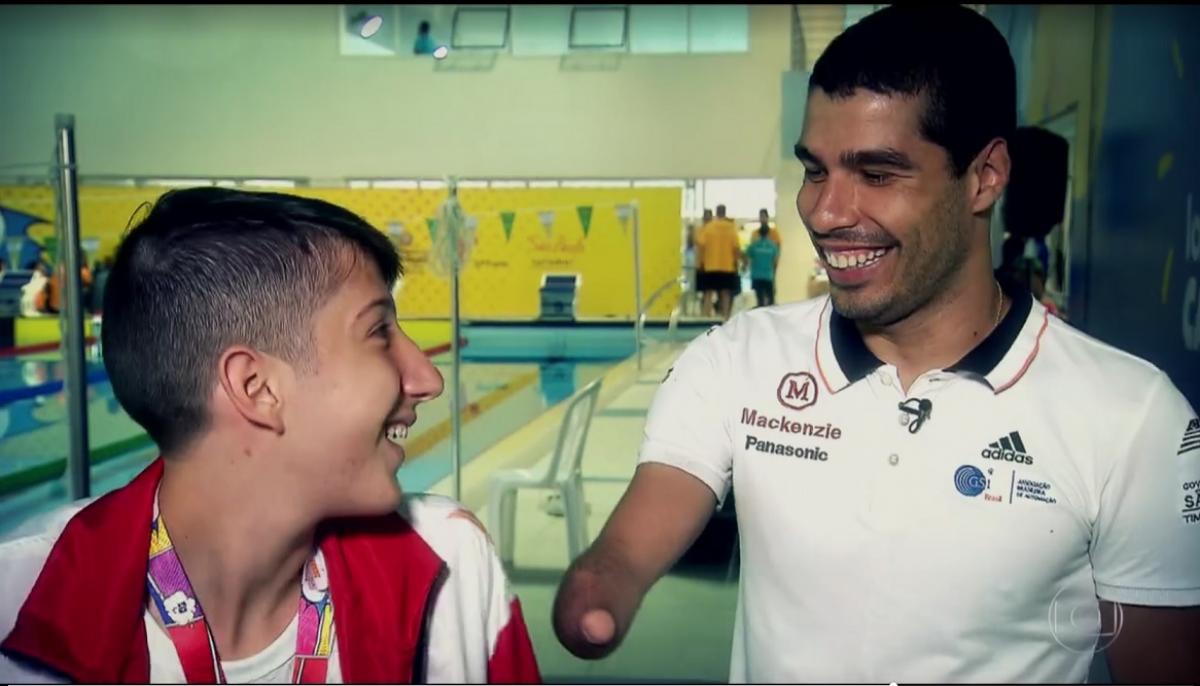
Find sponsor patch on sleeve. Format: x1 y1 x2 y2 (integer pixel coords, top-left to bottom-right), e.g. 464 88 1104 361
1179 417 1200 456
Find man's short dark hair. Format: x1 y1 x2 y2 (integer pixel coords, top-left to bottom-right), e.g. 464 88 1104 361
102 187 401 454
810 4 1016 177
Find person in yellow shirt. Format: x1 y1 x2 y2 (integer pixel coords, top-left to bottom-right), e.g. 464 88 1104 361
693 209 714 316
695 204 742 321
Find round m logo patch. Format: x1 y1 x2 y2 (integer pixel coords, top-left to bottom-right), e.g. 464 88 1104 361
777 371 819 411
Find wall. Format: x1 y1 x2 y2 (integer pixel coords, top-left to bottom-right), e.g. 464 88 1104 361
773 5 846 305
0 5 790 180
991 5 1200 405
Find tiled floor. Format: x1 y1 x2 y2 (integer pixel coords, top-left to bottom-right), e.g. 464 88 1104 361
445 341 740 684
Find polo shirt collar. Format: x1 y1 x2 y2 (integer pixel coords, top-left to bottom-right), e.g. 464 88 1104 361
815 276 1049 394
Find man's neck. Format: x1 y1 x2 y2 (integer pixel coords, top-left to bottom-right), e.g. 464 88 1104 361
157 443 316 660
861 260 1007 393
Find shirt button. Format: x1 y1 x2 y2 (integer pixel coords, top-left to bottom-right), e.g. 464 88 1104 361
888 454 900 466
879 374 893 386
898 413 911 426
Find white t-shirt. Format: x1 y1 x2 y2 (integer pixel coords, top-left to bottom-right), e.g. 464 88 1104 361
145 612 343 684
639 289 1200 683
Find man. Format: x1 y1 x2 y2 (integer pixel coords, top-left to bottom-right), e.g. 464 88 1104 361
553 5 1199 683
0 188 541 683
756 208 782 247
695 204 742 321
745 224 780 308
414 20 436 56
693 208 714 316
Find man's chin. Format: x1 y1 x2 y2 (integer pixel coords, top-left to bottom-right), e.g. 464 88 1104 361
829 287 889 322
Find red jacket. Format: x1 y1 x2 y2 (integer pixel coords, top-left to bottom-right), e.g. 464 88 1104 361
0 459 541 683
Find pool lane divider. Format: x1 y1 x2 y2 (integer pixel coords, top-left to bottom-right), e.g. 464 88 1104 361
0 337 98 359
400 369 541 462
0 339 468 497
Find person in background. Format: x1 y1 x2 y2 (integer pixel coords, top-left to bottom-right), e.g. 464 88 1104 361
745 224 780 307
89 257 112 316
21 261 49 317
682 224 699 316
757 208 782 247
695 204 741 321
43 261 92 315
413 21 437 55
694 208 714 317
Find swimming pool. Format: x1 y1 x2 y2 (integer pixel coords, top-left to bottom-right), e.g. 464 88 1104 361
0 333 629 534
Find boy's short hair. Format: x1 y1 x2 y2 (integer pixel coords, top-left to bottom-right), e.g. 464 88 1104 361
102 187 401 453
810 4 1016 177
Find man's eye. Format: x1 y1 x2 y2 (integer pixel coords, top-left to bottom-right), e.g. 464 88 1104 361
862 171 892 185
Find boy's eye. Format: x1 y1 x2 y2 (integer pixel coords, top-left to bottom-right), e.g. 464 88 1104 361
372 322 392 340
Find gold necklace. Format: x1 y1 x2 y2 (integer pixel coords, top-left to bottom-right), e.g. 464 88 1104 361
992 280 1005 330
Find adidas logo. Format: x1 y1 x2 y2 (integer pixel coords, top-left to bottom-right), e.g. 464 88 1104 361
981 431 1035 465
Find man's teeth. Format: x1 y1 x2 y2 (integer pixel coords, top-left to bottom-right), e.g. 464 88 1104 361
386 424 409 445
824 248 888 270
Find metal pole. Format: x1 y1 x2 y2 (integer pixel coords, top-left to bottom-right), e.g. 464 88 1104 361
56 114 90 500
447 179 463 503
632 201 644 371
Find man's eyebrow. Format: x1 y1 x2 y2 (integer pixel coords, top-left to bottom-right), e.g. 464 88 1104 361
840 148 917 171
794 143 822 166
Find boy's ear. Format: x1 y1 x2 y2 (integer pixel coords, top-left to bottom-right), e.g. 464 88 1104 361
216 346 285 434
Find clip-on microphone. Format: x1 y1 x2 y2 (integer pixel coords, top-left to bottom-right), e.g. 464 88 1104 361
898 398 933 434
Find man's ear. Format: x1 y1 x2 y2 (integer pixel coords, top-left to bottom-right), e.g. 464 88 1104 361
967 137 1011 215
216 346 285 434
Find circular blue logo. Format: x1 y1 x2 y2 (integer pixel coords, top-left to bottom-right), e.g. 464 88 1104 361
954 465 987 497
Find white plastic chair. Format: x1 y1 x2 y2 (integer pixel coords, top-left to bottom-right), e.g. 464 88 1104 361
488 377 603 565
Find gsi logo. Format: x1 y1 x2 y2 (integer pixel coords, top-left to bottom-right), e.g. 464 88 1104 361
777 372 819 411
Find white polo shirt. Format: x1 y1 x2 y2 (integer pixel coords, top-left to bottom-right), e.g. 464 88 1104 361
640 283 1200 683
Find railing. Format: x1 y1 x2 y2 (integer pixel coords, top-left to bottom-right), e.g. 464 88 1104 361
635 277 684 370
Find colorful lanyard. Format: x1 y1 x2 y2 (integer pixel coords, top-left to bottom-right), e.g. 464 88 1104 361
146 499 335 684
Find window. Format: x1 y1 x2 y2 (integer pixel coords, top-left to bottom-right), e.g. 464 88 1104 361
453 6 509 49
688 5 748 54
511 5 571 56
629 5 688 54
569 6 628 51
697 178 775 220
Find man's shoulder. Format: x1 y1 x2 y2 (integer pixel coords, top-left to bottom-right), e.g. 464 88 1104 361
685 297 827 364
1039 315 1179 398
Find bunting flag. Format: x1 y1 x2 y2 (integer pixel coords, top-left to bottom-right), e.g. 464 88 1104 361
576 205 593 237
538 210 555 238
615 204 632 235
500 211 516 242
425 217 439 243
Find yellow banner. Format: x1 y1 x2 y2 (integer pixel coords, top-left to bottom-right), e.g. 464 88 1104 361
0 185 682 321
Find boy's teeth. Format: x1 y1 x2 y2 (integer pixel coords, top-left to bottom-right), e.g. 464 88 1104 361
386 424 408 444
